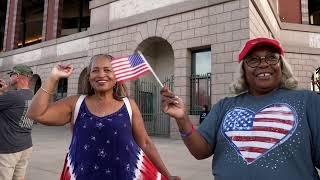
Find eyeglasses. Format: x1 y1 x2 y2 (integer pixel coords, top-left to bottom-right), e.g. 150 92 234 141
244 53 280 68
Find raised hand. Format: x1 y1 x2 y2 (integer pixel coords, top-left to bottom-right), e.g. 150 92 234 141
0 79 8 93
50 63 73 80
160 86 187 120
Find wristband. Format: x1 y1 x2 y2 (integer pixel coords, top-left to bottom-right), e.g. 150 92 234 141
40 86 54 95
180 124 195 137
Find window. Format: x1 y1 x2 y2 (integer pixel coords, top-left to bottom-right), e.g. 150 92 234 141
309 0 320 25
0 0 7 52
60 0 90 37
18 0 44 48
190 49 212 115
54 78 68 101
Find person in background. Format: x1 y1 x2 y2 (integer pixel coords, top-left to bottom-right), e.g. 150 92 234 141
199 105 209 124
0 65 34 180
161 37 320 180
27 54 180 180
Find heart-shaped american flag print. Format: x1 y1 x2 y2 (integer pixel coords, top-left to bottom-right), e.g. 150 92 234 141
221 104 297 164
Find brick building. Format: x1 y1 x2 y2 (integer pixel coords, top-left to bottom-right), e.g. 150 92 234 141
0 0 320 138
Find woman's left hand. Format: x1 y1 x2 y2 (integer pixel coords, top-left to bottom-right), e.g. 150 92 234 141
169 176 181 180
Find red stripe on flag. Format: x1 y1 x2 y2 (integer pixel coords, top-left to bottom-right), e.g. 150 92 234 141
239 146 268 153
245 158 256 162
256 111 293 115
116 66 150 80
254 118 294 125
253 126 289 134
114 64 149 77
118 70 150 83
111 54 152 83
231 136 280 143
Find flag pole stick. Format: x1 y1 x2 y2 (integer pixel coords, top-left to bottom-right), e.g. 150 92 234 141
138 51 164 88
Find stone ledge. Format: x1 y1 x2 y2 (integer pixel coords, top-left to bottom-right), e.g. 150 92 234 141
89 0 117 9
89 0 234 36
0 31 88 58
0 51 88 72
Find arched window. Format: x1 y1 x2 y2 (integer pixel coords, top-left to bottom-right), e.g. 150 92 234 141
54 78 68 101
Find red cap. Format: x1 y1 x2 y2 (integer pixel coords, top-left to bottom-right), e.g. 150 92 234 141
238 37 284 62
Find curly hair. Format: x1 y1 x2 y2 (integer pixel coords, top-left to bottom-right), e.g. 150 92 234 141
83 54 128 100
229 56 298 95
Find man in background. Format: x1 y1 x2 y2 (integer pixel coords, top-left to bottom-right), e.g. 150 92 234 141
0 64 34 180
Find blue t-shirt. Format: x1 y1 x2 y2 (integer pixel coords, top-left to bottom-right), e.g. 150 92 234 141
198 89 320 180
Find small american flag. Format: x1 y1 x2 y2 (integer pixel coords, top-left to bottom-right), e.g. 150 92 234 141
222 104 296 164
111 53 151 83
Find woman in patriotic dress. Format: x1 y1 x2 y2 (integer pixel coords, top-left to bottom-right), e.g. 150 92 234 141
27 54 180 180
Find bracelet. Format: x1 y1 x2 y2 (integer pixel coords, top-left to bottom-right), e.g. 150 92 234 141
40 86 54 95
180 124 195 137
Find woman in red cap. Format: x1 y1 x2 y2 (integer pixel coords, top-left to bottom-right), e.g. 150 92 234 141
161 37 320 180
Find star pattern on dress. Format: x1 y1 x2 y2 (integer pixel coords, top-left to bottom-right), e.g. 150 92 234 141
83 144 90 150
94 164 99 170
105 168 112 175
126 163 130 171
96 122 104 130
98 148 107 158
107 118 112 122
67 101 165 179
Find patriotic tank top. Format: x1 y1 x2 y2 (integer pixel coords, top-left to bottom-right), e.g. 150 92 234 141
62 96 167 180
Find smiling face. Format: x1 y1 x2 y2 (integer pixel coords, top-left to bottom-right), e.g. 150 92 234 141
88 56 117 93
243 46 282 96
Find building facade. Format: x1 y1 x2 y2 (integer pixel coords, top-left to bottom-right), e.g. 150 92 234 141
1 0 320 138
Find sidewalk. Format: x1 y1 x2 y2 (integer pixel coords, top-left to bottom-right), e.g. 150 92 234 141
26 124 212 180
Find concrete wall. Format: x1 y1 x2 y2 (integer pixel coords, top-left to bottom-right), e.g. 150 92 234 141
249 0 320 91
249 0 280 38
87 0 250 137
109 0 189 21
3 0 320 137
0 31 89 96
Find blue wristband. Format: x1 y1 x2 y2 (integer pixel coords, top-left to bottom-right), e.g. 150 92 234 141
180 125 195 137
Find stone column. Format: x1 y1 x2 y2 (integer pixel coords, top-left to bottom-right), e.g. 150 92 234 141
3 0 22 51
301 0 309 24
44 0 64 40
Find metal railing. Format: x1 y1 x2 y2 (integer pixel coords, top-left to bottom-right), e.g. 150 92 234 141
190 73 211 115
134 76 174 137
